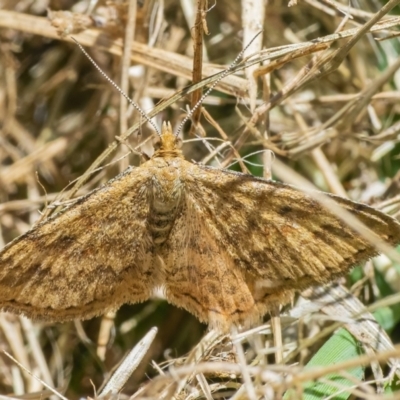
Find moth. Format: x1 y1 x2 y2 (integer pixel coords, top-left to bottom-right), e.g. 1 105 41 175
0 121 399 330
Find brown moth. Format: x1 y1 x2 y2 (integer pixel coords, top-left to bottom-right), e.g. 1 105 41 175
0 121 400 330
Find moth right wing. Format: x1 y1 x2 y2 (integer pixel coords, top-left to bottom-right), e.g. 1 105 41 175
0 166 156 322
170 161 400 326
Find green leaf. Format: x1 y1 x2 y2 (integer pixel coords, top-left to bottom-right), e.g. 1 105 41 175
284 328 364 400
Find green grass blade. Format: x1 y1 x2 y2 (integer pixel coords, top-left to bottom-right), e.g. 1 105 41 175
284 328 364 400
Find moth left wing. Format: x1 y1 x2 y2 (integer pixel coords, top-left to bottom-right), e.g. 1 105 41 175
0 167 156 322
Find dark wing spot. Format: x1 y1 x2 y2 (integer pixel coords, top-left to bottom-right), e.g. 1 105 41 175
181 292 201 306
279 205 293 215
58 235 76 250
320 223 353 239
1 263 43 287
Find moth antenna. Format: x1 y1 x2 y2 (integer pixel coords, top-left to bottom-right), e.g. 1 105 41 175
71 37 161 137
176 31 263 137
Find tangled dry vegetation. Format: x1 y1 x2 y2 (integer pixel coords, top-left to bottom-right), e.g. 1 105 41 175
1 0 400 399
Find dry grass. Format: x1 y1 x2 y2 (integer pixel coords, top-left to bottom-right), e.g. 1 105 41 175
1 0 400 399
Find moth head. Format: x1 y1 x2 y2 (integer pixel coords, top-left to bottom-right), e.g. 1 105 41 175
152 122 183 158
